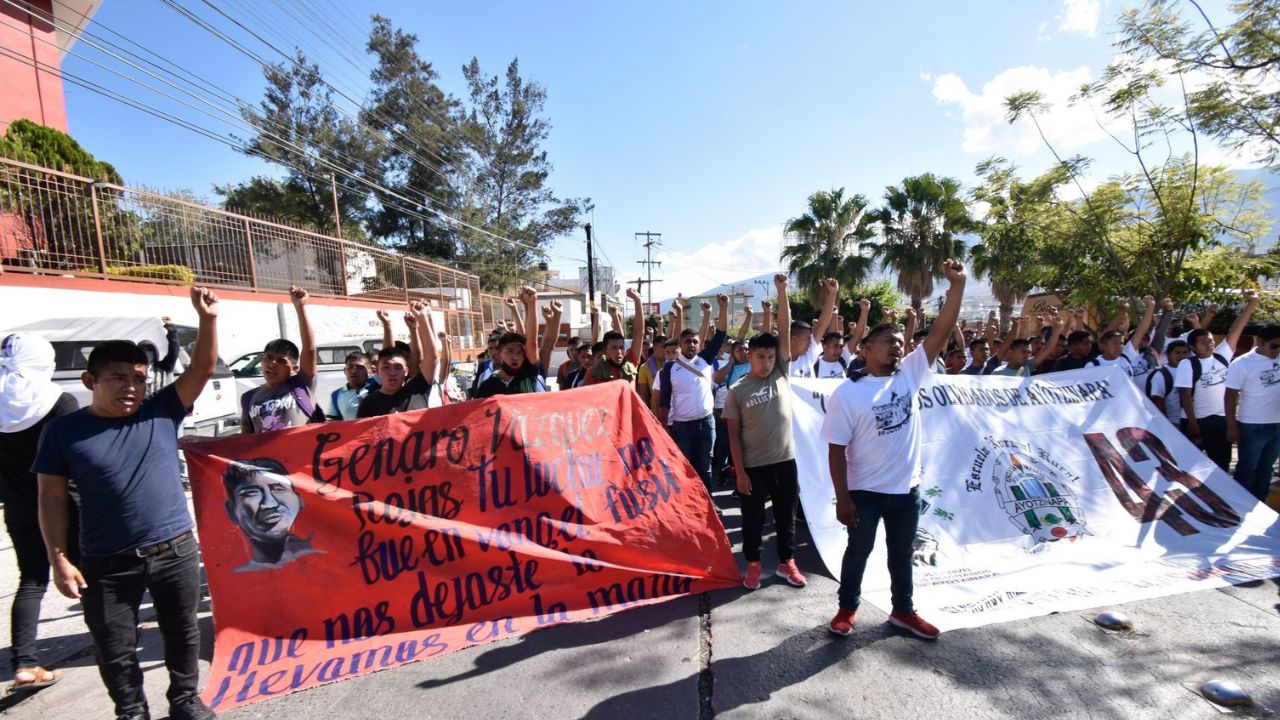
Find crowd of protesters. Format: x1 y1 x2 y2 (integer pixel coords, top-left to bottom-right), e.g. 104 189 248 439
2 268 1278 718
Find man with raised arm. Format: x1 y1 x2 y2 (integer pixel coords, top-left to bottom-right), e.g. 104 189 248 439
659 293 729 495
821 260 967 641
36 287 221 720
724 273 806 590
789 278 838 378
241 286 322 433
1177 290 1260 471
585 288 646 387
358 302 440 417
1088 297 1157 383
473 288 560 398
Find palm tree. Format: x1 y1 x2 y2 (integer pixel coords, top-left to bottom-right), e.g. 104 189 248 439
871 174 973 313
781 188 876 306
970 158 1052 331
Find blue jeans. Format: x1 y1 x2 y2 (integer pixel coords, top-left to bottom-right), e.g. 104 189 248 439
1234 421 1280 502
838 488 920 614
672 416 715 490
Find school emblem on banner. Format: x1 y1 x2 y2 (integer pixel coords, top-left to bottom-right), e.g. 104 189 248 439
979 441 1089 546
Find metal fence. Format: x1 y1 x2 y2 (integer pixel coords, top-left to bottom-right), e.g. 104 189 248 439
0 155 496 352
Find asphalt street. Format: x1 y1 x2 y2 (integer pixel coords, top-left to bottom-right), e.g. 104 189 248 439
2 487 1278 720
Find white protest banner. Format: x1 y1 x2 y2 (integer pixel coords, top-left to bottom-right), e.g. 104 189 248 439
791 367 1280 632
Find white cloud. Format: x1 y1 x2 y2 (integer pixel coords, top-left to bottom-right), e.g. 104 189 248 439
919 70 933 83
654 224 786 298
1037 21 1052 43
1058 0 1100 37
930 64 1118 155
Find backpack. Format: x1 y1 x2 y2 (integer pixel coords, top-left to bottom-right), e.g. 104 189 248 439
815 356 848 377
241 377 325 431
1188 353 1228 389
1145 366 1174 400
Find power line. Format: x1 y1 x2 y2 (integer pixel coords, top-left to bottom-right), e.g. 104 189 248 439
15 0 586 264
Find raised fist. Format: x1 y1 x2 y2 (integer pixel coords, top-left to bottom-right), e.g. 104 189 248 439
1142 295 1155 309
942 260 966 283
626 287 641 301
190 287 218 318
716 293 729 305
377 309 391 324
1244 289 1259 303
858 298 871 311
700 300 712 311
289 285 308 306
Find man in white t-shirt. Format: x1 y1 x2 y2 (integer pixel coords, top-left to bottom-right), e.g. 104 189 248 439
658 296 729 494
788 278 838 379
1088 296 1156 383
1176 290 1259 470
1225 324 1280 501
819 259 968 641
1146 339 1189 429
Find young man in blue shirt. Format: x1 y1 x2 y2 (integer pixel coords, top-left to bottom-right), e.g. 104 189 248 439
35 286 221 720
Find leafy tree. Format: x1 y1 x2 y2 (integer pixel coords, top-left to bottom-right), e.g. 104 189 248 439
227 50 375 237
364 15 463 258
1005 39 1274 309
457 57 590 292
0 120 141 268
1117 0 1280 170
970 158 1061 331
788 280 903 330
780 187 876 306
0 119 121 181
871 174 972 313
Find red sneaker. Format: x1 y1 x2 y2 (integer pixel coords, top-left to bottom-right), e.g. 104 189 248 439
743 561 762 590
888 610 940 640
775 559 807 587
828 608 856 636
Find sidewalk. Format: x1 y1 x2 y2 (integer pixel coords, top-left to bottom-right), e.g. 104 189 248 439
3 486 1279 719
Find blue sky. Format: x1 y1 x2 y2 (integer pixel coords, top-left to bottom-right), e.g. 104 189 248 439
57 0 1269 299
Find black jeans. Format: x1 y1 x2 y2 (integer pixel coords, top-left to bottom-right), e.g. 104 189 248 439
837 488 920 614
739 459 800 563
5 504 80 672
1194 414 1232 472
80 532 202 716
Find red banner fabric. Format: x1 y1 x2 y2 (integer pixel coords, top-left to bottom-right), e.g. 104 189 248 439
183 381 740 711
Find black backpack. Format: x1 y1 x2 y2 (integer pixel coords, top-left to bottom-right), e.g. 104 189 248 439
815 356 848 377
1188 353 1229 390
1145 366 1174 400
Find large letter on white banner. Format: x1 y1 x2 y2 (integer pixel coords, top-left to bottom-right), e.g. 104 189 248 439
790 367 1280 632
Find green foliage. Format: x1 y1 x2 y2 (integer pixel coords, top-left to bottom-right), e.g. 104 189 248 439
871 174 973 312
1117 0 1280 170
457 58 590 292
105 264 196 283
781 188 876 306
788 280 903 330
364 15 462 259
0 119 121 182
226 50 377 237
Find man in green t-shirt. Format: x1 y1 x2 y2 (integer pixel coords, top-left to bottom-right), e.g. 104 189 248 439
722 273 806 591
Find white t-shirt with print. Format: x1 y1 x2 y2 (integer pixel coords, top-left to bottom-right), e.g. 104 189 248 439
1088 341 1151 383
820 345 931 494
790 338 822 378
1225 350 1280 424
814 357 847 378
1174 340 1234 419
664 354 716 422
1146 365 1184 423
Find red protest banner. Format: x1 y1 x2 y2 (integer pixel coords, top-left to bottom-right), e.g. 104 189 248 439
183 382 739 711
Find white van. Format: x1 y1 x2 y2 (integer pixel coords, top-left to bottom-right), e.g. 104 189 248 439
7 316 240 437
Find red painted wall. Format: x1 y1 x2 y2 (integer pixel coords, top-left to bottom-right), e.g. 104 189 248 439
0 0 68 132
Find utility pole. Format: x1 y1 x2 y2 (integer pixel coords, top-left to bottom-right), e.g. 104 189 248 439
329 173 342 240
585 224 596 314
635 231 662 308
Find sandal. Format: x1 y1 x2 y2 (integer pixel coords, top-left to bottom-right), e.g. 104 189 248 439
7 667 61 694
